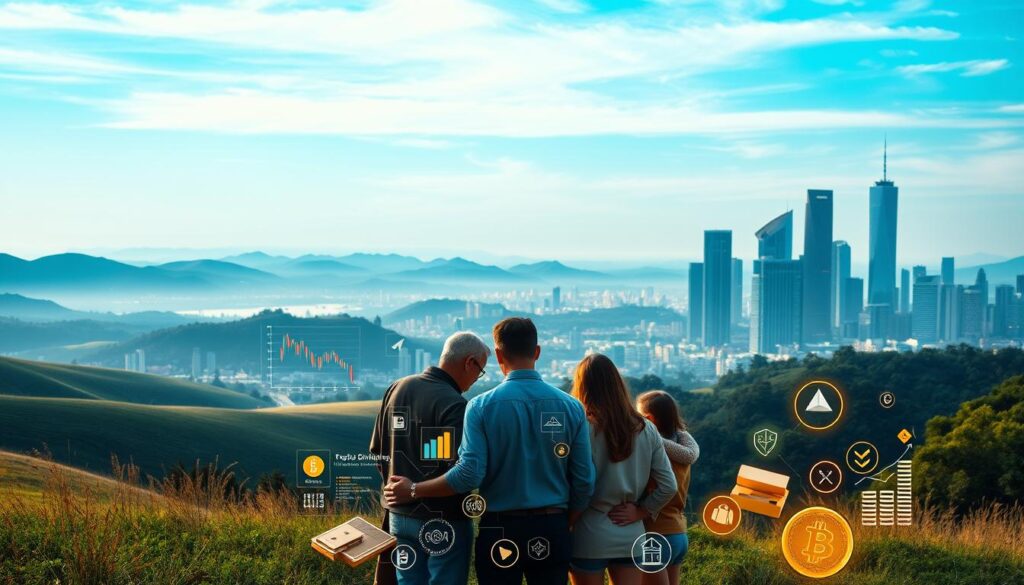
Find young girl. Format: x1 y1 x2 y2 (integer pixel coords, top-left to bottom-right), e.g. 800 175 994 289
635 390 699 585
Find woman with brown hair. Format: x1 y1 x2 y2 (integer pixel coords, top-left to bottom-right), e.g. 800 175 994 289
635 390 700 585
569 354 677 585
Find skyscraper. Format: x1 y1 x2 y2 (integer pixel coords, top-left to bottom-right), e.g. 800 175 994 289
975 269 989 308
830 241 851 334
842 277 864 338
802 189 833 344
900 268 911 313
994 285 1015 337
960 287 984 341
688 262 703 344
702 230 732 348
912 275 941 343
731 258 743 327
868 143 899 309
751 211 800 354
941 257 955 285
755 211 793 260
939 284 962 342
750 259 802 354
552 286 561 311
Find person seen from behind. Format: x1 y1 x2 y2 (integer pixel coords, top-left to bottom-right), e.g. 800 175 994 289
568 354 677 585
635 390 699 585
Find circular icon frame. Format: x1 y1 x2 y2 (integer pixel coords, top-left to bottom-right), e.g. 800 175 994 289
793 380 845 431
702 495 742 536
462 494 486 518
879 391 895 409
780 506 854 579
631 532 673 574
418 518 455 557
490 538 519 569
302 455 325 478
554 442 570 458
808 460 843 494
390 544 417 571
845 440 879 475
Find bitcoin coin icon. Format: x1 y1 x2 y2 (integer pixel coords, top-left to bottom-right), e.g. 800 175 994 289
781 507 853 579
303 455 325 478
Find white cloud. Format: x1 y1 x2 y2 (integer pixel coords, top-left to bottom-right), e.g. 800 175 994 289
973 131 1018 150
880 48 918 57
997 104 1024 114
534 0 588 14
97 90 1024 137
898 59 1010 77
0 1 988 138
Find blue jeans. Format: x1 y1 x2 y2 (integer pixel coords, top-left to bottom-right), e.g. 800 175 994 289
388 512 473 585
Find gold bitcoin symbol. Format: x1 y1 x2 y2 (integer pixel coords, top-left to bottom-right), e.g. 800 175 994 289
801 520 834 565
303 455 325 478
781 507 853 579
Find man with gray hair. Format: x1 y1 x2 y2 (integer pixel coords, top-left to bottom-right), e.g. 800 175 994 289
370 331 490 585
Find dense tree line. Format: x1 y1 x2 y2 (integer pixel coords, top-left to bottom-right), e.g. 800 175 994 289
915 374 1024 512
655 346 1024 512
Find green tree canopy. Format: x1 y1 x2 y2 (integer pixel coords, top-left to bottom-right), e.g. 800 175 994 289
915 375 1024 512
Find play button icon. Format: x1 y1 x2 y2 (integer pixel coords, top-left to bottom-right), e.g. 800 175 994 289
490 539 519 569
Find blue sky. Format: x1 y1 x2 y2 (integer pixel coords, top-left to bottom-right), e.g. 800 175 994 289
0 0 1021 267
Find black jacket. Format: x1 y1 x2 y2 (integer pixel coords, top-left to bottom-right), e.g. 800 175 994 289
369 367 467 518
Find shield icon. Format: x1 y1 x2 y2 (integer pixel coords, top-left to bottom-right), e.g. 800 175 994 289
753 428 778 457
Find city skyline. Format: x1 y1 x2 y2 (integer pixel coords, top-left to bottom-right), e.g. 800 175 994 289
0 1 1022 262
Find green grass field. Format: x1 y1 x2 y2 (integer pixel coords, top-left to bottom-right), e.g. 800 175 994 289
0 395 379 482
1 452 1021 585
0 356 264 408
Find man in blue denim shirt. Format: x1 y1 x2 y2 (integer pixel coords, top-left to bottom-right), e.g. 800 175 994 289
386 317 595 585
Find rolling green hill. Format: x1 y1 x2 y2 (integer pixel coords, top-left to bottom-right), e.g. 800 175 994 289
0 396 378 483
84 309 440 373
0 356 264 408
0 450 128 500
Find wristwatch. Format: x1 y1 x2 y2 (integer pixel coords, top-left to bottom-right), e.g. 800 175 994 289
411 482 418 500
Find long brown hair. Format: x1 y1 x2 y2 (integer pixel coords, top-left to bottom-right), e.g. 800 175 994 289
572 354 645 463
635 390 686 439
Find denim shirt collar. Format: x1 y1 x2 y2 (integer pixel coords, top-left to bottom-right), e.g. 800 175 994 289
506 369 542 381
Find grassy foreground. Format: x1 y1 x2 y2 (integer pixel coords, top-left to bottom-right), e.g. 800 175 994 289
1 453 1022 585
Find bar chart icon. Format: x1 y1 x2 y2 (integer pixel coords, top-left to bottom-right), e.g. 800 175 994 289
421 427 456 461
860 458 912 526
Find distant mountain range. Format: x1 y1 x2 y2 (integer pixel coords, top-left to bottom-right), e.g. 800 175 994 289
0 251 693 299
3 251 1019 306
958 255 1024 286
0 293 203 327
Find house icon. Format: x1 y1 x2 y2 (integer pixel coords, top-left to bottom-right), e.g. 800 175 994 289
640 537 663 566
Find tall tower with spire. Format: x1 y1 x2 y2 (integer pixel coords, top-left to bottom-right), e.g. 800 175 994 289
868 139 899 334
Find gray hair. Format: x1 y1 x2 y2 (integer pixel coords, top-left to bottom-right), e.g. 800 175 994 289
439 331 490 365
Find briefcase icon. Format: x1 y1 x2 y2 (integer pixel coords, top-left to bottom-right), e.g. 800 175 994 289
710 504 734 526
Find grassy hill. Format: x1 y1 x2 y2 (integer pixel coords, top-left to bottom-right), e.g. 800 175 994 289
0 450 128 500
84 309 440 373
0 356 264 408
0 396 378 483
383 297 510 324
1 450 1020 585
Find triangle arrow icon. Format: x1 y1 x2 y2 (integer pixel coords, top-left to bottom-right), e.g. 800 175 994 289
806 389 833 413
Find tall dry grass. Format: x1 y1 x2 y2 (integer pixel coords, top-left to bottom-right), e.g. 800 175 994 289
724 492 1024 561
0 454 364 585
